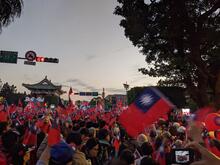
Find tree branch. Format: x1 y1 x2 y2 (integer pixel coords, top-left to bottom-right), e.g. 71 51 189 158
199 1 220 22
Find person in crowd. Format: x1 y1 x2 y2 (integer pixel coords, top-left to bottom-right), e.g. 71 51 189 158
62 121 72 139
187 141 220 165
66 132 91 165
85 137 100 165
140 156 159 165
88 127 96 138
0 122 9 136
135 142 154 165
36 141 73 165
98 128 112 164
80 127 90 145
137 134 148 148
49 141 73 165
1 130 26 165
119 149 135 165
37 135 48 159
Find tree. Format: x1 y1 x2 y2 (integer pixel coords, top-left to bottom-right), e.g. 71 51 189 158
75 100 82 108
0 82 17 96
89 97 102 107
115 0 220 108
0 0 23 32
0 79 2 91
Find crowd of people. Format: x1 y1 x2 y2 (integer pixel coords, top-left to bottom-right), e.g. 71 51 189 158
0 98 220 165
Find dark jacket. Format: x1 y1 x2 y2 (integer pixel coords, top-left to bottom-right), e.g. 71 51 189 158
98 140 112 164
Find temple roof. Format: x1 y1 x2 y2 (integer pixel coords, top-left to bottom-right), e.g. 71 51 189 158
22 76 65 95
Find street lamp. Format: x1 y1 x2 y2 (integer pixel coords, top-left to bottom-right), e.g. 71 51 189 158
123 82 129 92
123 82 129 106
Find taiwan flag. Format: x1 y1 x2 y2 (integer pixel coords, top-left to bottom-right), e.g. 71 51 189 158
119 87 174 137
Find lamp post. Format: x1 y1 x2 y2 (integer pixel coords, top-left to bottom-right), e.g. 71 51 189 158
123 82 129 106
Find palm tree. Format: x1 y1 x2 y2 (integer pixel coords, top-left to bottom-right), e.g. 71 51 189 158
0 0 23 32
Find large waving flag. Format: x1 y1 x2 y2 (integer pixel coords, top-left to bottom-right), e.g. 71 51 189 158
119 87 174 137
48 117 61 146
194 106 215 122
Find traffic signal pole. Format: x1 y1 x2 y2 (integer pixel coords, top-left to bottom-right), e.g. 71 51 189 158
17 57 26 60
0 50 59 65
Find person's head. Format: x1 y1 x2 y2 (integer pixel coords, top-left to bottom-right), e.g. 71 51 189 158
0 122 9 135
173 139 183 149
49 141 74 165
137 133 148 147
86 121 95 129
169 125 178 136
119 149 135 165
110 159 128 165
99 120 106 129
140 157 159 165
149 130 157 139
79 120 86 128
88 127 96 138
66 132 82 147
64 121 70 128
141 142 153 156
1 130 19 150
72 123 80 132
85 138 99 157
80 128 90 142
98 128 110 141
113 126 120 136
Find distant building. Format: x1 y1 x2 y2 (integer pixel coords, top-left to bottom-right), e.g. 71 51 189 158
22 76 65 96
105 94 127 107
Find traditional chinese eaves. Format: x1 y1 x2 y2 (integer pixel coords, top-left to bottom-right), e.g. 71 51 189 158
22 76 65 96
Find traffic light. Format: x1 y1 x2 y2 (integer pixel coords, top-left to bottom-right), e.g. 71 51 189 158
36 56 45 62
35 57 59 63
44 57 59 63
79 92 98 96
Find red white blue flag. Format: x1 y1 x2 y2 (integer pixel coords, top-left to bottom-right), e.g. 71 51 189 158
119 87 174 137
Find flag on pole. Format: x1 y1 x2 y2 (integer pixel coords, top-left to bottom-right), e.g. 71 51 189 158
119 87 174 137
48 114 61 146
18 98 23 107
194 106 214 122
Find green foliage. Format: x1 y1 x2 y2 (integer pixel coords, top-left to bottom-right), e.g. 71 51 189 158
0 0 23 32
44 95 60 106
127 87 145 105
89 97 102 107
0 92 25 106
104 99 112 111
0 82 17 96
115 0 220 107
75 100 82 108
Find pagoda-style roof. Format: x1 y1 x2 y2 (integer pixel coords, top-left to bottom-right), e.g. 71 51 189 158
22 76 65 95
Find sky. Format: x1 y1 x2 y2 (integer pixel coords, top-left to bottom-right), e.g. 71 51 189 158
0 0 158 101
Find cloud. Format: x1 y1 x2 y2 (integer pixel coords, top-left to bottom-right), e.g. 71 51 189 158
66 78 98 91
85 55 97 61
106 88 125 94
110 47 130 54
23 74 33 81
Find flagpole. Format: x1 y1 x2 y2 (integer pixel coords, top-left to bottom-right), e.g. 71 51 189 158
123 82 129 106
4 99 11 124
